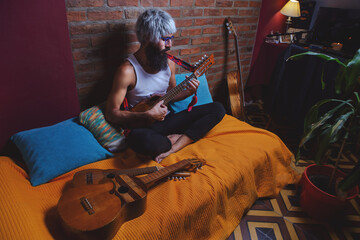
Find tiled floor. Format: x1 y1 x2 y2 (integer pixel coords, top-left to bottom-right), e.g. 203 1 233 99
227 104 360 240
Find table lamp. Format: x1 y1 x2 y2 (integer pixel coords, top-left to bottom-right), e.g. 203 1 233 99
280 0 300 32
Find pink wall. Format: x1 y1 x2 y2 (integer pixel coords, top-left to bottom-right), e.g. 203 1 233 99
0 0 80 152
251 0 287 68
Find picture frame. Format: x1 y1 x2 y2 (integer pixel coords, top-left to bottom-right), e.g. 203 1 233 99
279 34 292 43
288 27 308 40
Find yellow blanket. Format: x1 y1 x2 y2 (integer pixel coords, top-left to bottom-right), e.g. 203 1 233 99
0 115 299 240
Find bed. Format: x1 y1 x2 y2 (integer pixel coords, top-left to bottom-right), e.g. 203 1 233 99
0 112 299 240
0 1 299 238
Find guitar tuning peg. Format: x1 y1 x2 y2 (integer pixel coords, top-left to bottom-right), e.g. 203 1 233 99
229 31 232 34
226 23 229 26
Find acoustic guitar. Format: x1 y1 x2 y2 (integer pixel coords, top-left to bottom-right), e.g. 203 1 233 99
57 158 205 240
72 166 190 187
130 54 215 114
225 17 246 121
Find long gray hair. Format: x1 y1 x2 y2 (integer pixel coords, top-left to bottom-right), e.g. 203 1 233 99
135 8 176 44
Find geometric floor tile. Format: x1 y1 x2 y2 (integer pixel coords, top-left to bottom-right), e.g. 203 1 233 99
227 157 360 240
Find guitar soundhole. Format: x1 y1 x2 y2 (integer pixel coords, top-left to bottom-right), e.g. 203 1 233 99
118 186 129 193
107 173 115 178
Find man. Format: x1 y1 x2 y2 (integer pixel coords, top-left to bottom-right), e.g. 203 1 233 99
105 8 225 163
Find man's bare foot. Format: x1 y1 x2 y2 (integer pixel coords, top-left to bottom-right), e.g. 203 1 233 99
167 134 182 145
155 149 174 163
155 134 194 163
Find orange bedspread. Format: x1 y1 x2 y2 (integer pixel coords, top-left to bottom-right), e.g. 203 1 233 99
0 115 299 240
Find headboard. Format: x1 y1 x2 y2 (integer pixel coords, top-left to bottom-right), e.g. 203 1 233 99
0 1 80 153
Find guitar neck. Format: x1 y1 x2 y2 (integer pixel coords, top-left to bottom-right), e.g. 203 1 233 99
233 32 246 110
234 36 242 83
139 160 190 187
105 166 160 177
159 73 196 105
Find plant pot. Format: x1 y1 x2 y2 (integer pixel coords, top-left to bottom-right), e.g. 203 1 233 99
299 164 359 222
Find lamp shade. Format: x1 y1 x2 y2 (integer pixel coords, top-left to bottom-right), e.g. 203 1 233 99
280 0 301 17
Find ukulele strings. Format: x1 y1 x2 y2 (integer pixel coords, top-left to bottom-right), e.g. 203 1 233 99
159 56 211 105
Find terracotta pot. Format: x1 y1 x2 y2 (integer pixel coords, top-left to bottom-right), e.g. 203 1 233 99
299 164 359 222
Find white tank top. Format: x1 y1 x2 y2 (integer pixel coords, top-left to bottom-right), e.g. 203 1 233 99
126 54 171 108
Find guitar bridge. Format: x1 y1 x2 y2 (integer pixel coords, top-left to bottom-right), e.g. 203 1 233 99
80 197 95 215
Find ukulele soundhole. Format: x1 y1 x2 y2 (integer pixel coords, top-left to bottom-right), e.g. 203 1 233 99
118 186 129 193
107 173 115 178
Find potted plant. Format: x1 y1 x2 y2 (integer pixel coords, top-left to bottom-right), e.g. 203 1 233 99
288 49 360 221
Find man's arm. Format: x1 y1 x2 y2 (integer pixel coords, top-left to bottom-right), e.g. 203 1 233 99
105 61 168 128
167 60 199 102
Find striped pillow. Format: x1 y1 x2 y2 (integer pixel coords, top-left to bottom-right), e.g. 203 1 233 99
79 104 126 152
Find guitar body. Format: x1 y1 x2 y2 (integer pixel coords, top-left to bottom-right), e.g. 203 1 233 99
227 71 245 120
130 95 161 113
58 175 148 240
72 169 114 187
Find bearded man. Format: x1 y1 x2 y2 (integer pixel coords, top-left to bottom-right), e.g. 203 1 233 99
105 8 225 163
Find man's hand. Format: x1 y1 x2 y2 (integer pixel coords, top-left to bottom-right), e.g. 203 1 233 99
146 100 168 121
184 78 200 96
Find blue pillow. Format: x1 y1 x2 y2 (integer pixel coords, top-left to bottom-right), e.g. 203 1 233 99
170 74 213 113
10 118 113 186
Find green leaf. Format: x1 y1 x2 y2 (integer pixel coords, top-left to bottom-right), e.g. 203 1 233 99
328 111 353 144
321 64 326 90
344 50 360 94
300 99 352 150
338 161 360 192
287 51 347 68
334 66 346 94
355 92 360 105
304 99 336 131
314 127 332 164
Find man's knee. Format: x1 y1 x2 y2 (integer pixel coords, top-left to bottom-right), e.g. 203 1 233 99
210 102 226 120
126 129 171 157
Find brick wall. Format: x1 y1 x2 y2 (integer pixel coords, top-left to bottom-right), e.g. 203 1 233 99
65 0 262 109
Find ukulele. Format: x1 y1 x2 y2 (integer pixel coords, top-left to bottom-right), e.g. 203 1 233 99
57 158 205 240
72 166 190 187
130 54 215 115
225 17 246 121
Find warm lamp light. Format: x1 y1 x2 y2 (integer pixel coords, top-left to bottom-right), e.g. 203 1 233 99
280 0 301 31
